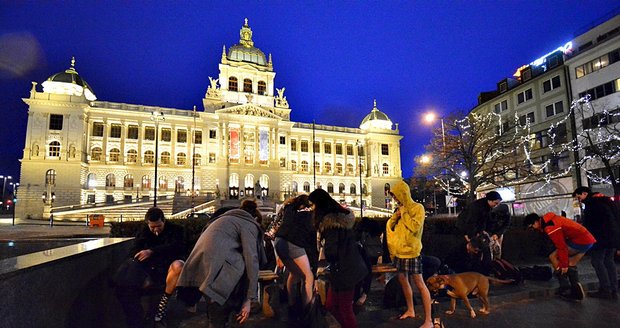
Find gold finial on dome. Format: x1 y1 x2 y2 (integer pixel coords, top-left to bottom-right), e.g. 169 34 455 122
373 99 378 110
221 45 227 62
268 53 273 69
239 18 254 48
70 56 76 69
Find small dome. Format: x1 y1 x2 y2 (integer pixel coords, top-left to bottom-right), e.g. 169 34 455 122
360 100 392 130
42 57 96 101
227 18 267 66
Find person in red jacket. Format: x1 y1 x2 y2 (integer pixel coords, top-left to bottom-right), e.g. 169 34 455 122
523 212 596 301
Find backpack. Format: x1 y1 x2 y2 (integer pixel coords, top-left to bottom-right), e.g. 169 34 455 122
491 258 523 284
361 231 383 258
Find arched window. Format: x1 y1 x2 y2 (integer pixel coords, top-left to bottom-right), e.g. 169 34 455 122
292 181 298 193
303 181 311 193
324 162 332 173
48 141 61 157
347 163 354 175
290 160 297 171
175 176 185 193
229 174 239 187
243 78 252 92
159 176 168 190
105 174 116 187
229 77 238 91
245 174 254 197
314 161 320 172
301 161 309 172
124 175 134 188
339 183 345 194
45 169 56 185
160 151 171 165
193 154 202 166
327 182 334 194
144 150 155 164
126 149 138 163
86 173 97 188
142 175 151 189
259 174 269 197
382 163 389 175
109 148 120 162
257 81 266 95
177 153 187 166
336 163 343 174
91 147 102 161
350 183 357 195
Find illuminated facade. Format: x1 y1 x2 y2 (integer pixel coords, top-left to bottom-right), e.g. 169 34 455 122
16 20 403 219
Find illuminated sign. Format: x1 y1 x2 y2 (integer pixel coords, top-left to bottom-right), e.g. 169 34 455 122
530 41 573 66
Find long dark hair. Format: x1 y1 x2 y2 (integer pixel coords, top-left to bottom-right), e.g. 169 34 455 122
308 189 349 229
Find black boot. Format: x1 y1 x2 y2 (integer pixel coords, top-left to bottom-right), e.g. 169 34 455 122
555 270 571 297
567 266 585 300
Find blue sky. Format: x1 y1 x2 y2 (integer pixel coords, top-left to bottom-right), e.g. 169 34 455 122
1 1 618 181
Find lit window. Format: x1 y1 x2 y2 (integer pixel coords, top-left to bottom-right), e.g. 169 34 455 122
144 150 154 164
209 153 216 163
160 151 171 165
127 125 139 139
301 141 308 152
346 144 353 155
109 148 120 162
258 81 266 95
327 183 334 193
301 161 309 172
291 160 297 171
382 163 389 175
91 147 102 161
142 175 151 189
177 153 187 165
45 169 56 185
126 149 137 163
161 128 171 142
193 154 201 166
124 175 134 188
324 143 331 154
92 122 104 137
243 78 252 92
144 127 155 140
110 124 121 138
48 141 61 157
105 174 116 187
336 163 343 174
229 77 238 91
335 143 343 155
177 130 187 143
194 130 202 144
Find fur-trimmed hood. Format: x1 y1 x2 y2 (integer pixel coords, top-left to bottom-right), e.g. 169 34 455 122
319 210 355 232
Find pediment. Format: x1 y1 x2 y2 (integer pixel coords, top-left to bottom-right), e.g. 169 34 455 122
216 104 282 120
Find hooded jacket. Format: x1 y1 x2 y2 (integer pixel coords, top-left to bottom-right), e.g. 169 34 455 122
319 210 367 291
177 209 264 306
386 181 426 259
541 212 596 269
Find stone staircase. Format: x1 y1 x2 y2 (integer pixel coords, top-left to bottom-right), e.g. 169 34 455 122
50 199 176 222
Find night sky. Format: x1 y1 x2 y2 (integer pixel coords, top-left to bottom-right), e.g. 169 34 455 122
1 1 618 182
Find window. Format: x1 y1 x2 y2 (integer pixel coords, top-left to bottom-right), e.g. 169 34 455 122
324 162 332 173
109 148 120 162
303 182 311 193
347 163 354 174
279 136 286 145
45 169 56 185
110 124 121 138
291 160 297 171
209 129 217 139
91 147 102 161
105 174 116 187
346 144 353 156
193 154 201 166
127 125 139 139
160 151 171 165
280 157 286 167
300 140 308 152
243 78 252 92
494 100 508 113
499 81 508 93
350 184 356 195
92 122 104 137
336 163 343 174
49 114 63 130
324 143 331 154
209 153 216 163
291 139 297 151
517 88 533 104
549 123 568 143
229 77 238 91
519 112 535 125
177 129 187 143
124 175 134 188
575 48 620 78
161 128 171 142
159 176 168 190
545 101 564 117
313 141 320 153
543 75 561 93
127 149 137 163
194 130 202 144
335 143 343 155
381 144 389 156
339 183 345 194
258 81 266 95
382 163 389 175
327 183 334 193
177 153 187 165
48 141 61 157
142 175 151 189
579 79 619 101
144 127 155 140
358 145 365 156
144 150 154 164
314 161 320 172
301 160 309 172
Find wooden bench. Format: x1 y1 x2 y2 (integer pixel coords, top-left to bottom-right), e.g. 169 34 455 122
258 270 281 317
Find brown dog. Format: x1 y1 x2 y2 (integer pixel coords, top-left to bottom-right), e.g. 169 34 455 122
426 272 512 318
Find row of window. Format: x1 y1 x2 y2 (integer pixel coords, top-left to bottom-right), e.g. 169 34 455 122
292 181 366 195
578 78 620 102
286 160 390 175
494 75 562 114
228 77 267 95
89 147 216 165
581 107 620 130
92 122 214 143
575 47 620 79
288 140 387 156
89 173 185 190
525 123 568 151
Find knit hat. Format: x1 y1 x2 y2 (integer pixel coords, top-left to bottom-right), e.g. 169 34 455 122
485 191 502 201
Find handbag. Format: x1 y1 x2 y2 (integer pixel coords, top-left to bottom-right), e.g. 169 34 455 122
112 258 153 289
301 293 328 328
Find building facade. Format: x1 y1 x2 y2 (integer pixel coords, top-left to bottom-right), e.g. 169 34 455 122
16 20 403 220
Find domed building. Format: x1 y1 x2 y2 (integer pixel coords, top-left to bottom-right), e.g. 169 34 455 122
17 19 403 220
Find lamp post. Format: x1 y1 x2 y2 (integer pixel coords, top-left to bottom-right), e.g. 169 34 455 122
0 175 12 210
42 190 56 227
356 140 364 218
151 111 165 207
424 112 452 215
12 182 18 226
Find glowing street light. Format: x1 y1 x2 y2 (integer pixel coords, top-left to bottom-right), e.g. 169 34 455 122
420 154 432 165
151 111 165 207
423 111 452 215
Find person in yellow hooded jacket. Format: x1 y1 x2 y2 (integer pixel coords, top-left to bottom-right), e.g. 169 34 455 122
386 180 433 328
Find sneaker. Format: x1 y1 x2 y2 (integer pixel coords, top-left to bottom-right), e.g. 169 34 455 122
572 282 585 301
587 290 612 299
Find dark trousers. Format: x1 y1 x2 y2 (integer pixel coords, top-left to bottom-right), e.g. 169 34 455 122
326 288 357 328
590 247 618 292
206 300 235 328
355 256 378 299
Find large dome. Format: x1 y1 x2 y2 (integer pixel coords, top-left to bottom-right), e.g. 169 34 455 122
360 100 392 130
42 57 96 101
227 18 267 66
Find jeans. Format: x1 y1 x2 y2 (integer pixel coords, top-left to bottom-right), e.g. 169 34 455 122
590 247 618 293
326 288 357 328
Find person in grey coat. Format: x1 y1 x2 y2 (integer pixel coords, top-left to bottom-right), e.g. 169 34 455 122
177 208 265 327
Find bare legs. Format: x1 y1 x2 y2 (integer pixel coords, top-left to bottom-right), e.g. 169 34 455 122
397 272 433 328
281 254 314 307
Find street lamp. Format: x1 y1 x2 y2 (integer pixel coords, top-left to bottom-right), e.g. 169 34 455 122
151 111 165 207
42 191 56 227
424 112 452 215
0 175 12 208
356 140 364 218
